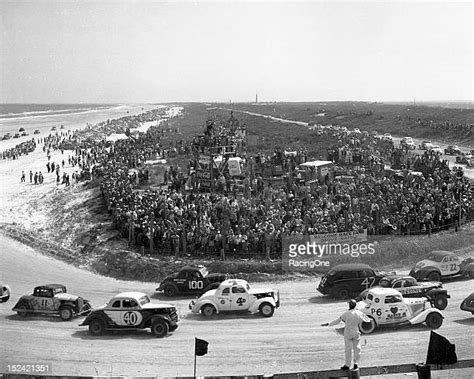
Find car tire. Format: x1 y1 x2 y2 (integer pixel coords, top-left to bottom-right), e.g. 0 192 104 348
427 271 441 282
151 320 169 338
360 317 376 334
259 302 275 318
425 312 443 329
0 286 10 303
59 306 74 321
16 303 28 317
163 284 177 297
463 271 473 279
201 304 216 317
89 319 105 336
433 295 448 310
335 286 350 300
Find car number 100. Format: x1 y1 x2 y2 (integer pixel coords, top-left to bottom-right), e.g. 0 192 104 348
189 281 203 290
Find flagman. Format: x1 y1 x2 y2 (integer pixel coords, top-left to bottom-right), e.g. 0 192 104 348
321 299 370 371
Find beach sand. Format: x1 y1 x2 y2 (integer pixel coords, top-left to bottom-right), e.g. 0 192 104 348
0 104 158 227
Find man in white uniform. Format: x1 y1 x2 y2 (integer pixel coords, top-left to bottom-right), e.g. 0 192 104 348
321 299 370 370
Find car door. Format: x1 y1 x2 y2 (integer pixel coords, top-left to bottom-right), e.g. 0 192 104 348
216 287 232 311
173 270 188 292
120 298 143 327
440 256 460 276
229 285 251 311
383 294 409 324
34 288 55 311
104 299 124 325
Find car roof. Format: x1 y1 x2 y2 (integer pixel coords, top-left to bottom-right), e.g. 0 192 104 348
180 265 206 272
111 292 148 300
330 263 373 271
381 275 412 281
368 288 401 296
36 284 66 290
220 279 249 287
428 250 454 258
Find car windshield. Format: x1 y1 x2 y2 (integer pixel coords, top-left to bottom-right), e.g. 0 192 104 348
379 279 391 287
53 287 66 295
198 267 209 278
139 295 150 305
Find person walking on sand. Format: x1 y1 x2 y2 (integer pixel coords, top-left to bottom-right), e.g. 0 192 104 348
34 172 38 185
29 170 33 183
20 171 25 183
321 299 370 371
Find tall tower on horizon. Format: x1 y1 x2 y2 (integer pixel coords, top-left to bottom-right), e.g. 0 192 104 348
255 93 258 103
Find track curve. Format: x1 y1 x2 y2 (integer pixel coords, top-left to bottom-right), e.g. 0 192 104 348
0 234 473 376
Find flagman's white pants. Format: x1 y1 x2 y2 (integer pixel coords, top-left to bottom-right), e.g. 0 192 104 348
344 335 361 366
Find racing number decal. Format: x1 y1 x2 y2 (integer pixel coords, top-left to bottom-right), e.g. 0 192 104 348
361 277 376 288
450 263 458 272
189 281 203 290
41 299 48 307
371 308 382 317
236 297 246 306
123 311 139 325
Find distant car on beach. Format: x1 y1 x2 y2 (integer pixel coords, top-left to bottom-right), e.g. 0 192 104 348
13 133 20 138
34 129 41 134
444 145 462 155
2 134 11 140
51 126 57 131
21 131 28 136
0 284 11 303
19 127 25 132
420 140 432 150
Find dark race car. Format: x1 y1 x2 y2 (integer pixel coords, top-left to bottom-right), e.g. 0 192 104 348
156 265 227 297
12 284 92 320
80 292 179 337
357 275 450 310
317 263 394 300
460 293 474 315
0 284 11 303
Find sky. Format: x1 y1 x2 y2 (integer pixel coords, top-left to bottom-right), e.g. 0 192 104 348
0 0 472 103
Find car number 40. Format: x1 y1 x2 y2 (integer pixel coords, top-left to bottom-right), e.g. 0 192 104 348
123 311 139 325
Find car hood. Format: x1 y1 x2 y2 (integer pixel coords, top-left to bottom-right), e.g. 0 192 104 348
198 289 217 299
249 288 275 295
55 293 79 301
141 303 174 310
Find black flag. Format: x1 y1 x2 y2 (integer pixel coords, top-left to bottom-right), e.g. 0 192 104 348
426 331 457 365
195 338 209 356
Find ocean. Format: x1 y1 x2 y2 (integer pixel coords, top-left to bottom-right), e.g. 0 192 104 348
0 103 159 150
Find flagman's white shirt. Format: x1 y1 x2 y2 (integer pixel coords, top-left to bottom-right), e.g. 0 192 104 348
328 309 370 338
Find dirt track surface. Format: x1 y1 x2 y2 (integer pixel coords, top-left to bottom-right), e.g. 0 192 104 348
0 235 473 377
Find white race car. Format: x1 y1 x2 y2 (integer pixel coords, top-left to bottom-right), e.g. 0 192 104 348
409 250 473 281
357 288 443 334
189 279 280 317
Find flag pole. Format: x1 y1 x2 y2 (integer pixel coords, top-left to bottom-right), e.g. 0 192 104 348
193 352 197 379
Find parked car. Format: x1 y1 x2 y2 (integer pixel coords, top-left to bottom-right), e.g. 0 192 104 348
189 279 280 318
429 145 443 154
382 133 393 141
34 129 41 134
444 145 462 155
2 134 11 140
460 293 474 315
0 284 11 303
13 133 20 138
156 265 227 297
19 127 25 132
357 288 444 334
357 275 450 310
420 140 433 150
12 284 92 320
317 263 394 300
80 292 179 337
409 251 473 281
400 137 416 150
21 131 28 136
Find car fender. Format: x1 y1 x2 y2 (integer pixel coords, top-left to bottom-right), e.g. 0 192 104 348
425 289 449 299
194 299 221 314
80 310 111 326
409 308 443 325
145 314 170 327
248 297 276 314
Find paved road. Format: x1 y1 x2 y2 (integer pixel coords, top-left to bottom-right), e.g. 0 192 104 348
0 235 472 377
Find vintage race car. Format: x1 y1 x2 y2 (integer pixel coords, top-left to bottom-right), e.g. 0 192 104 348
80 292 178 337
12 284 92 320
189 279 280 317
156 265 227 297
357 275 450 310
444 145 462 155
460 293 474 315
1 284 11 303
357 288 444 334
409 251 473 281
318 263 394 300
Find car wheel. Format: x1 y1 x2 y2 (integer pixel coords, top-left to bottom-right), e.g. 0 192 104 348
335 286 350 300
425 312 443 329
163 284 177 297
16 304 28 317
89 319 105 336
427 271 441 282
151 320 169 338
201 304 216 317
360 317 376 334
463 271 473 279
259 302 275 317
433 295 448 310
59 306 74 321
0 286 10 303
